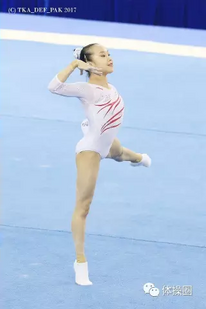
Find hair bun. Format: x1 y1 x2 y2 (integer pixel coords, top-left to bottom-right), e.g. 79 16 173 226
73 47 82 60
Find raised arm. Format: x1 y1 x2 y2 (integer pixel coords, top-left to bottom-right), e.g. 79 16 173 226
48 60 102 98
57 60 79 82
48 60 81 97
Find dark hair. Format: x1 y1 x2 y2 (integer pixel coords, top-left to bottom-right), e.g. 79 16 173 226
79 43 97 77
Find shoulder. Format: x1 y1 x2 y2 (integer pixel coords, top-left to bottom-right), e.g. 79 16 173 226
108 83 119 95
72 82 96 101
71 82 90 88
74 82 97 92
108 83 117 91
71 82 94 94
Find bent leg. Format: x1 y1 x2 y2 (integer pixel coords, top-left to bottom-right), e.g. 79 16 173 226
107 138 142 162
81 121 142 163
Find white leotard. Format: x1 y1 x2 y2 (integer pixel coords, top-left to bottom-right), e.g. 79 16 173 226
48 75 125 158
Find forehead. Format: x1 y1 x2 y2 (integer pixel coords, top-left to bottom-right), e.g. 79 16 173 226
91 44 108 54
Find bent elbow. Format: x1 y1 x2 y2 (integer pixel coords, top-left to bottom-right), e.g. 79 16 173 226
48 83 55 93
48 76 62 94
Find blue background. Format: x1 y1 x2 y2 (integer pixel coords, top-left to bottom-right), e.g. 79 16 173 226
1 0 206 30
1 9 206 309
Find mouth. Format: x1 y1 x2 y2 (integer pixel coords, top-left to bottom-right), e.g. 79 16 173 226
108 63 113 67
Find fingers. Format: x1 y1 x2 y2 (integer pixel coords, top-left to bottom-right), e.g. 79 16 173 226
89 67 103 76
94 69 103 76
78 65 102 76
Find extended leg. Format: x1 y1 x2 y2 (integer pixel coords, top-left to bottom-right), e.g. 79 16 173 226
72 150 101 285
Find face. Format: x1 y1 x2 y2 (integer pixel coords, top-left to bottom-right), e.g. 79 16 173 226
89 44 113 75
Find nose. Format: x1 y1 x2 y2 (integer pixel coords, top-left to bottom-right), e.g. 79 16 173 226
108 57 113 64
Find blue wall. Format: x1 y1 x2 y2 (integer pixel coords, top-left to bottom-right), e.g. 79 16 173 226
1 0 206 30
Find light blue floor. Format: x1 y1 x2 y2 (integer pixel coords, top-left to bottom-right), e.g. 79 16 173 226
1 14 206 309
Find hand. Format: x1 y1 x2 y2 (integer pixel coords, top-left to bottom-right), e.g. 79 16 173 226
77 60 102 76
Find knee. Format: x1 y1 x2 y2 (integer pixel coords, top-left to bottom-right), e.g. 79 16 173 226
110 144 124 161
113 147 124 161
108 138 124 161
76 196 93 218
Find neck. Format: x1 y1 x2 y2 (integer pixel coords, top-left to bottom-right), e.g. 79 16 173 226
88 74 109 88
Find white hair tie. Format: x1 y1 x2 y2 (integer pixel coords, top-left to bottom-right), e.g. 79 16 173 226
73 47 82 60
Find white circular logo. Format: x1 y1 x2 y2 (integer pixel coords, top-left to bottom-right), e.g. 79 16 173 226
143 283 155 294
149 287 160 297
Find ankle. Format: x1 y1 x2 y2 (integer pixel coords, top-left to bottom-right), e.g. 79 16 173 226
77 254 87 263
131 153 142 163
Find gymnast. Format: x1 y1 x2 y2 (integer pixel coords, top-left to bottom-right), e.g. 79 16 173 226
48 43 151 285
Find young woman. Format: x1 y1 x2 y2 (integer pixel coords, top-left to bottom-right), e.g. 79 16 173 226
48 43 151 286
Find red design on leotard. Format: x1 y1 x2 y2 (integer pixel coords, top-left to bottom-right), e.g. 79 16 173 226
96 96 120 118
101 106 124 134
95 95 124 134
